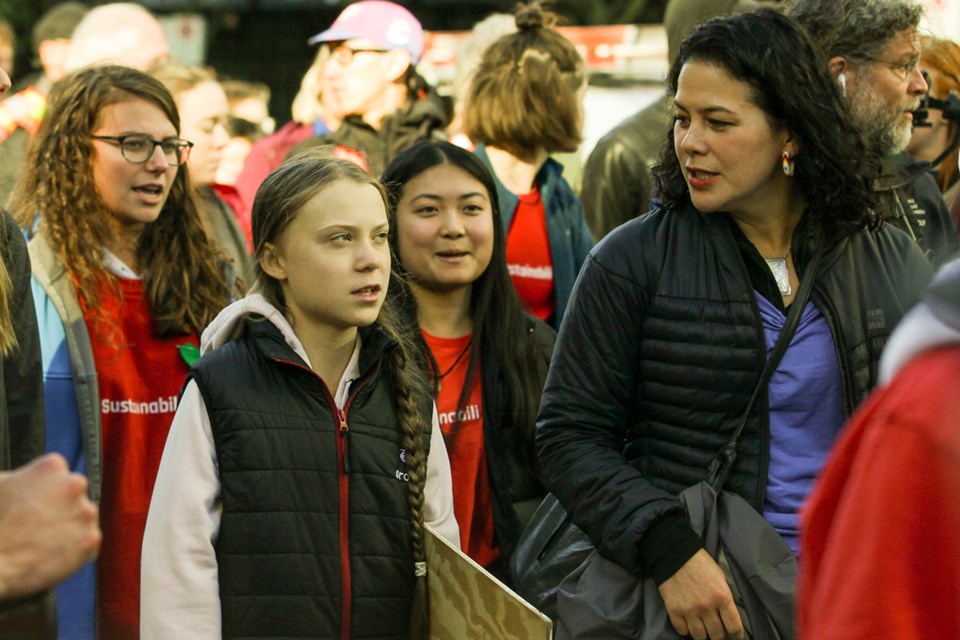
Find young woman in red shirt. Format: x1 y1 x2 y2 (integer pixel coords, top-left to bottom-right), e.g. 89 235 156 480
383 140 554 581
12 65 233 638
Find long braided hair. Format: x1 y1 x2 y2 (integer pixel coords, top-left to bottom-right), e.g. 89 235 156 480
250 149 432 637
0 214 18 355
377 301 432 639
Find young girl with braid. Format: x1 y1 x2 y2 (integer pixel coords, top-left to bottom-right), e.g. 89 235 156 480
141 151 458 640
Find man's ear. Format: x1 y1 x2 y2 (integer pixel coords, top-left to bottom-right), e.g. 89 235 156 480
828 56 848 79
260 242 287 282
382 48 413 83
828 57 853 97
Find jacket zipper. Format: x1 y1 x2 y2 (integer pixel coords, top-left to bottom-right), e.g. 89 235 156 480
722 220 774 510
273 356 376 640
332 364 380 640
336 406 351 640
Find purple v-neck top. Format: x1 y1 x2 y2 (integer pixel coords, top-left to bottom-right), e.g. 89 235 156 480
756 292 845 558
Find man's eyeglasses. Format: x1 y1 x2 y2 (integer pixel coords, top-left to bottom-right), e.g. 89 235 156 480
91 134 193 166
327 44 389 66
852 55 921 82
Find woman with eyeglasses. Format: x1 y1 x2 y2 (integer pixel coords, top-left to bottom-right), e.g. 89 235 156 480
10 65 233 639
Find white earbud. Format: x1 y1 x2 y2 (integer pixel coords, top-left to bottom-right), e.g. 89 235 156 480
838 73 847 97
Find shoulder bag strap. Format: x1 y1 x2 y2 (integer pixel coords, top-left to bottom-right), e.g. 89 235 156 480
707 241 825 491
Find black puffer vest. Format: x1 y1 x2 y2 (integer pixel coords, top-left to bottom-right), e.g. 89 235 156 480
190 319 431 639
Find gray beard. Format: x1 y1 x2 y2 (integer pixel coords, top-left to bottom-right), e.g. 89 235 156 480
869 113 913 156
849 84 914 157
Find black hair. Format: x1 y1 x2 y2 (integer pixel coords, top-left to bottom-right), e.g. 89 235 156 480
652 8 881 238
382 140 548 472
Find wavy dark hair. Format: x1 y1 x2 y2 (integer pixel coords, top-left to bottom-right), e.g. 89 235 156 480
652 9 881 238
382 140 548 472
12 65 230 336
251 149 433 638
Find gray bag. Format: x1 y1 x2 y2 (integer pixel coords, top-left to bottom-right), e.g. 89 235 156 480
555 482 797 640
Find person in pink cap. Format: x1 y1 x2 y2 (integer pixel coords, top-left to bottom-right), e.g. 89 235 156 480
287 0 448 176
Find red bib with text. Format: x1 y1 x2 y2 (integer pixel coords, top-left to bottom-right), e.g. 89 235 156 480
82 277 197 639
506 186 555 322
422 330 499 568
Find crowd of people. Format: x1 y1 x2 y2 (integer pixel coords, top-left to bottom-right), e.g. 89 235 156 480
0 0 957 639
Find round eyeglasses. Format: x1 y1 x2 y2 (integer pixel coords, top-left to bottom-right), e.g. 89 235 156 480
91 134 193 166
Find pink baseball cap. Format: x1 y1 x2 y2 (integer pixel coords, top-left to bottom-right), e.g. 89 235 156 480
308 1 424 64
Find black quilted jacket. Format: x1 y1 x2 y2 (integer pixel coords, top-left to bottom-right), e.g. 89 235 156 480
536 203 933 579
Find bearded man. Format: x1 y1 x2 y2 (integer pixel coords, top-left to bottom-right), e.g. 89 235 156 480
790 0 959 266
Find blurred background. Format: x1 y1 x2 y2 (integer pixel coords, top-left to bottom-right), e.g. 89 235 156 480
1 0 956 171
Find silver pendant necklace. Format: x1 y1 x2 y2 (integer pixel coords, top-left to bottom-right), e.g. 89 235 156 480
765 250 792 296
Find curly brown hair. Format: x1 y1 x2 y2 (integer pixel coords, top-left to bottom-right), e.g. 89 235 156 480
12 65 230 336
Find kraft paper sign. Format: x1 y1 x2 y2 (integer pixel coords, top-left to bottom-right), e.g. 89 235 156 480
426 524 553 639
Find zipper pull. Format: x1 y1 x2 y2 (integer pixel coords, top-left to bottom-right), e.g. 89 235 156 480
338 410 350 475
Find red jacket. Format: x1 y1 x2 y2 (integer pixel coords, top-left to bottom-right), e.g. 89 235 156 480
800 346 960 638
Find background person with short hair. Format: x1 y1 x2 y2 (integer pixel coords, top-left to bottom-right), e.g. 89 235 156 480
462 1 593 329
288 0 449 177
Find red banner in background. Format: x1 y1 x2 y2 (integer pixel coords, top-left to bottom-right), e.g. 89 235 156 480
420 24 668 94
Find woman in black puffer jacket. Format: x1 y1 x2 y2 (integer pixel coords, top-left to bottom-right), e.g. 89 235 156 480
536 10 933 640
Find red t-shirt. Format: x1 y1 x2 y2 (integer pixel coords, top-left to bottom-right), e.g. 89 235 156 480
506 186 555 322
82 277 197 639
422 330 499 568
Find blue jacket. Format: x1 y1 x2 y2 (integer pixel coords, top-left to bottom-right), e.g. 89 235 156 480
474 144 594 327
28 232 98 640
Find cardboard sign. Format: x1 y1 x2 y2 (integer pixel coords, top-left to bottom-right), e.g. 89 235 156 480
425 524 553 640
